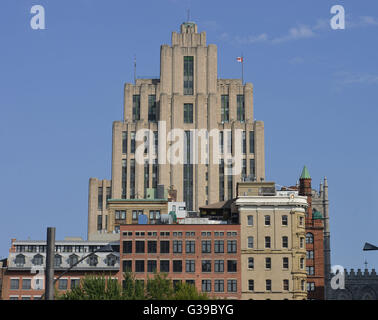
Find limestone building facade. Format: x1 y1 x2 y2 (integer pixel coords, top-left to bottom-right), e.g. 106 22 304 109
88 22 266 239
236 181 308 300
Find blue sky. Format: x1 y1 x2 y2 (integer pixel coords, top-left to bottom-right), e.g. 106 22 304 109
1 0 378 270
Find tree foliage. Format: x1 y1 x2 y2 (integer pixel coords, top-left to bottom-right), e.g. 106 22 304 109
58 272 210 300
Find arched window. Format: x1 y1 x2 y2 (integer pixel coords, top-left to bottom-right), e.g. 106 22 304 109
15 254 25 267
32 254 44 265
68 254 79 267
88 255 98 267
54 254 62 267
306 233 314 244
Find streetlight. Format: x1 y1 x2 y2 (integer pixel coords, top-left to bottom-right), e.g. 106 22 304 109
363 242 378 251
42 243 114 300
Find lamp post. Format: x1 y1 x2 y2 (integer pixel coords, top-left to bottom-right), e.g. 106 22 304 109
363 243 378 251
42 242 114 300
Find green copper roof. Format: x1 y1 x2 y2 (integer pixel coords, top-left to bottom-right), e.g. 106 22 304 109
300 166 311 179
312 210 323 220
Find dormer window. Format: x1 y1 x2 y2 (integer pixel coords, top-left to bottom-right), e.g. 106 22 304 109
15 254 25 267
68 254 79 267
88 255 98 267
54 254 62 267
32 254 44 265
106 254 117 267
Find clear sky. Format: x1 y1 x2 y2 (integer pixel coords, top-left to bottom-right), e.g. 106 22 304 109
1 0 378 270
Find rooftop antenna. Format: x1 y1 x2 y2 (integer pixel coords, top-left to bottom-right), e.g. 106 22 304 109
133 54 136 84
364 259 368 269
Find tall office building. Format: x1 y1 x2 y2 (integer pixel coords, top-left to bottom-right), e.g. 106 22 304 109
88 22 265 239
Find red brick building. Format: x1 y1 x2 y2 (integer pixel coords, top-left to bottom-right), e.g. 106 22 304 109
120 223 241 299
298 166 325 300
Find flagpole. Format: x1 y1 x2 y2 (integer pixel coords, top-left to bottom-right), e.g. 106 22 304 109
241 53 244 85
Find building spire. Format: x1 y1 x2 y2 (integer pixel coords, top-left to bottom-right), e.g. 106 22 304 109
300 165 311 179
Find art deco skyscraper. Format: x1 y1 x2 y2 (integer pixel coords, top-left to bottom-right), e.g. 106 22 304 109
88 22 265 239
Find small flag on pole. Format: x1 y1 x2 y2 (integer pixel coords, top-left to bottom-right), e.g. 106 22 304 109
236 57 243 63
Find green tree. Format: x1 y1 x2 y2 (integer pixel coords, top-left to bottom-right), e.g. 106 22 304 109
172 282 210 300
58 272 209 300
145 273 174 300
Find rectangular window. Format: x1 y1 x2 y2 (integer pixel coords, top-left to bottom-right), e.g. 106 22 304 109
173 260 182 273
202 280 211 292
202 260 212 273
123 260 132 272
122 131 127 154
10 279 19 290
152 158 158 189
214 240 224 253
306 266 315 275
123 241 132 254
148 95 157 121
266 279 272 291
160 241 170 253
97 215 102 231
71 279 80 289
130 159 135 199
237 95 245 121
122 159 127 199
249 131 254 153
283 279 289 291
160 260 169 273
227 240 237 253
185 240 195 254
264 215 271 226
242 131 246 154
186 260 195 273
265 236 271 248
242 159 247 178
147 260 157 273
214 260 224 273
133 95 140 121
184 56 194 95
227 280 237 293
58 279 68 290
248 257 254 269
248 280 254 291
265 257 271 269
247 215 253 226
307 250 314 259
201 240 211 253
219 159 224 201
227 159 233 199
135 260 145 273
173 240 183 253
98 187 103 210
183 131 193 211
184 103 193 123
227 260 237 272
221 95 229 122
214 280 224 292
135 241 145 254
148 241 157 253
248 236 254 249
219 131 224 154
249 158 255 180
282 215 288 226
130 132 136 153
144 160 149 198
283 257 289 269
282 236 288 248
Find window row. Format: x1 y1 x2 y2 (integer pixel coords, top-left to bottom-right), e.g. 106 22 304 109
9 278 82 291
247 257 305 270
122 259 238 273
14 253 117 268
246 236 305 249
122 240 237 254
248 279 298 292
